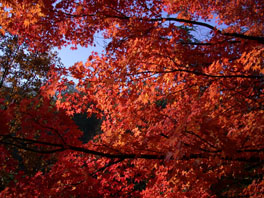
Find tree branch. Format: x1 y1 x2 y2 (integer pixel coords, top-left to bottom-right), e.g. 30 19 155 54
1 135 264 163
61 9 264 44
153 17 264 44
133 69 264 79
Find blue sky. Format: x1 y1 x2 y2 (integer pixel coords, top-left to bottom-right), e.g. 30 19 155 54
58 45 101 68
57 17 221 67
57 33 108 67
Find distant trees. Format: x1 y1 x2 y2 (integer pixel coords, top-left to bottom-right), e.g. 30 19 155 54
0 33 62 101
0 32 63 192
73 113 102 143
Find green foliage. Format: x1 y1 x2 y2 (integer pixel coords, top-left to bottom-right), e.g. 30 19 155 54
73 113 102 143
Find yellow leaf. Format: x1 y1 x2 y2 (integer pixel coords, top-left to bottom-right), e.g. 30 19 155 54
141 93 149 104
24 19 30 28
0 28 5 35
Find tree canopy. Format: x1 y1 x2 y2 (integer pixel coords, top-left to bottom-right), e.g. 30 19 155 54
0 0 264 197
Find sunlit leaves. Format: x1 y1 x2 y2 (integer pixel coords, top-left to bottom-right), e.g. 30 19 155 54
1 0 264 197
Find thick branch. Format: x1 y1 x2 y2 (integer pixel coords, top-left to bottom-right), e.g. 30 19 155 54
1 135 264 163
133 69 264 79
153 17 264 44
68 145 164 159
62 10 264 44
0 135 163 159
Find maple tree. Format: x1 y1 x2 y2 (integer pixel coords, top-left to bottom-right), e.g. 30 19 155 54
1 0 264 197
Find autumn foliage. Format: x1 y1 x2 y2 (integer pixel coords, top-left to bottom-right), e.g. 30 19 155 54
0 0 264 197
